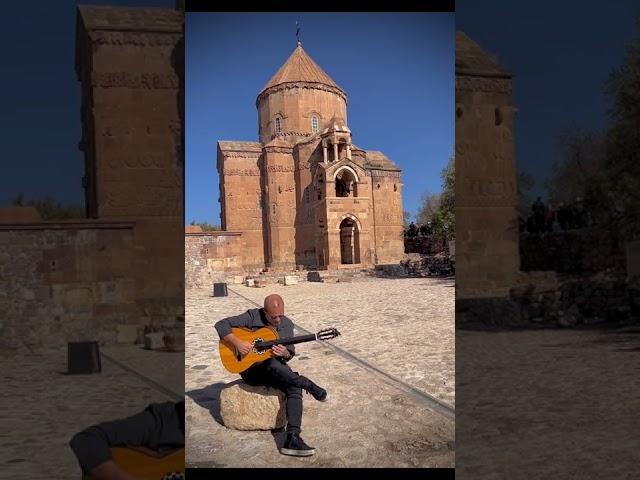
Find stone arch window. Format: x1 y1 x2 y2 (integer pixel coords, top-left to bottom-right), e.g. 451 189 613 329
334 167 358 198
394 184 397 192
456 106 463 119
275 116 282 134
335 177 348 197
311 115 319 133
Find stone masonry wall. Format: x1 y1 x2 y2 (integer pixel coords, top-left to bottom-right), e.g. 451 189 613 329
257 85 347 144
0 223 135 351
217 148 265 269
404 235 449 255
76 7 184 326
370 174 405 265
511 271 638 328
185 232 243 289
520 230 626 273
458 271 639 328
455 33 520 299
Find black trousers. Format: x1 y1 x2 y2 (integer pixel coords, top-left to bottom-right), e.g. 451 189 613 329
241 358 304 434
69 401 184 474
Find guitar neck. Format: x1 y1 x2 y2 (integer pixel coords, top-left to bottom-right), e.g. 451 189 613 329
260 333 316 348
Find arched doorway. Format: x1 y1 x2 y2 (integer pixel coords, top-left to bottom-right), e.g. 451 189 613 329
339 218 360 264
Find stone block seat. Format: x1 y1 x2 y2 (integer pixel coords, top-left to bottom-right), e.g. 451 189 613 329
219 380 286 430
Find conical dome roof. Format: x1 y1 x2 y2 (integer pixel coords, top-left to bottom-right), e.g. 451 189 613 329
259 43 345 96
455 31 511 77
322 115 350 135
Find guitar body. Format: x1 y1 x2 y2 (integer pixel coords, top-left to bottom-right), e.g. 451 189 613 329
219 327 279 373
83 447 184 479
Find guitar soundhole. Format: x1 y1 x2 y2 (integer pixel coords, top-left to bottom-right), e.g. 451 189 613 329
252 338 267 355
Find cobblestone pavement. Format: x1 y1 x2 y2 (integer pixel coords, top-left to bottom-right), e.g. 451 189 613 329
1 347 183 480
185 277 456 468
229 277 455 406
101 345 184 400
457 327 640 479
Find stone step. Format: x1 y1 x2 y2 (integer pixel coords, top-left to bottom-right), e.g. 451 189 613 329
216 267 375 287
307 269 372 283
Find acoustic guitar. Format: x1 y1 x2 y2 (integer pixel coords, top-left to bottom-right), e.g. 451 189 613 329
219 326 341 373
83 447 184 480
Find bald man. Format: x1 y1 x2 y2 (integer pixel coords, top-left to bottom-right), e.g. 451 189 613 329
214 294 327 457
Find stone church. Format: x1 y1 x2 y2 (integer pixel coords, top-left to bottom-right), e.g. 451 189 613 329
217 42 404 271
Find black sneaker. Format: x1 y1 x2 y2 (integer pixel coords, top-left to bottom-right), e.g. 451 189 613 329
279 433 316 457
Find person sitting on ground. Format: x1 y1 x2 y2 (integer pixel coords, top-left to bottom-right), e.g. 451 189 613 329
69 400 185 480
214 294 327 457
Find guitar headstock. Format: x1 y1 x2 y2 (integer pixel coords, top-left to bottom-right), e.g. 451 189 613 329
316 327 341 341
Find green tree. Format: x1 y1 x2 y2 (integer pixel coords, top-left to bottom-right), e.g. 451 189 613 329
11 194 84 220
600 17 640 237
403 211 413 228
545 126 605 208
433 155 455 240
416 192 440 224
188 220 221 231
517 170 535 218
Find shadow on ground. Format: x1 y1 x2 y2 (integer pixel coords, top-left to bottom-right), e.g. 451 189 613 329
186 381 290 455
186 381 239 426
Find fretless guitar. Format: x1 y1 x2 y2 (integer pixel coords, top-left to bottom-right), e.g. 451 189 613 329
82 447 184 480
219 326 341 373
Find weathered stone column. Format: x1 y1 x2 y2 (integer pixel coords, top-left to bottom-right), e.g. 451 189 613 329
262 143 296 270
455 32 520 305
328 230 341 268
75 6 184 327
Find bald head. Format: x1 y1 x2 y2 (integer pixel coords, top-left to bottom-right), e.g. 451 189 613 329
263 294 285 327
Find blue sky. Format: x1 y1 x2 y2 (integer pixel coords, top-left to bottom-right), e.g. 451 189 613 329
0 0 174 208
4 2 638 215
186 12 455 225
457 0 640 200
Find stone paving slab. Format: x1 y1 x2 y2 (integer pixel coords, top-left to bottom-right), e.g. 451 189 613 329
457 327 640 479
1 347 182 479
185 277 456 468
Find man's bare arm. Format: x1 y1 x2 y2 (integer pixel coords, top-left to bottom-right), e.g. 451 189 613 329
222 333 252 355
